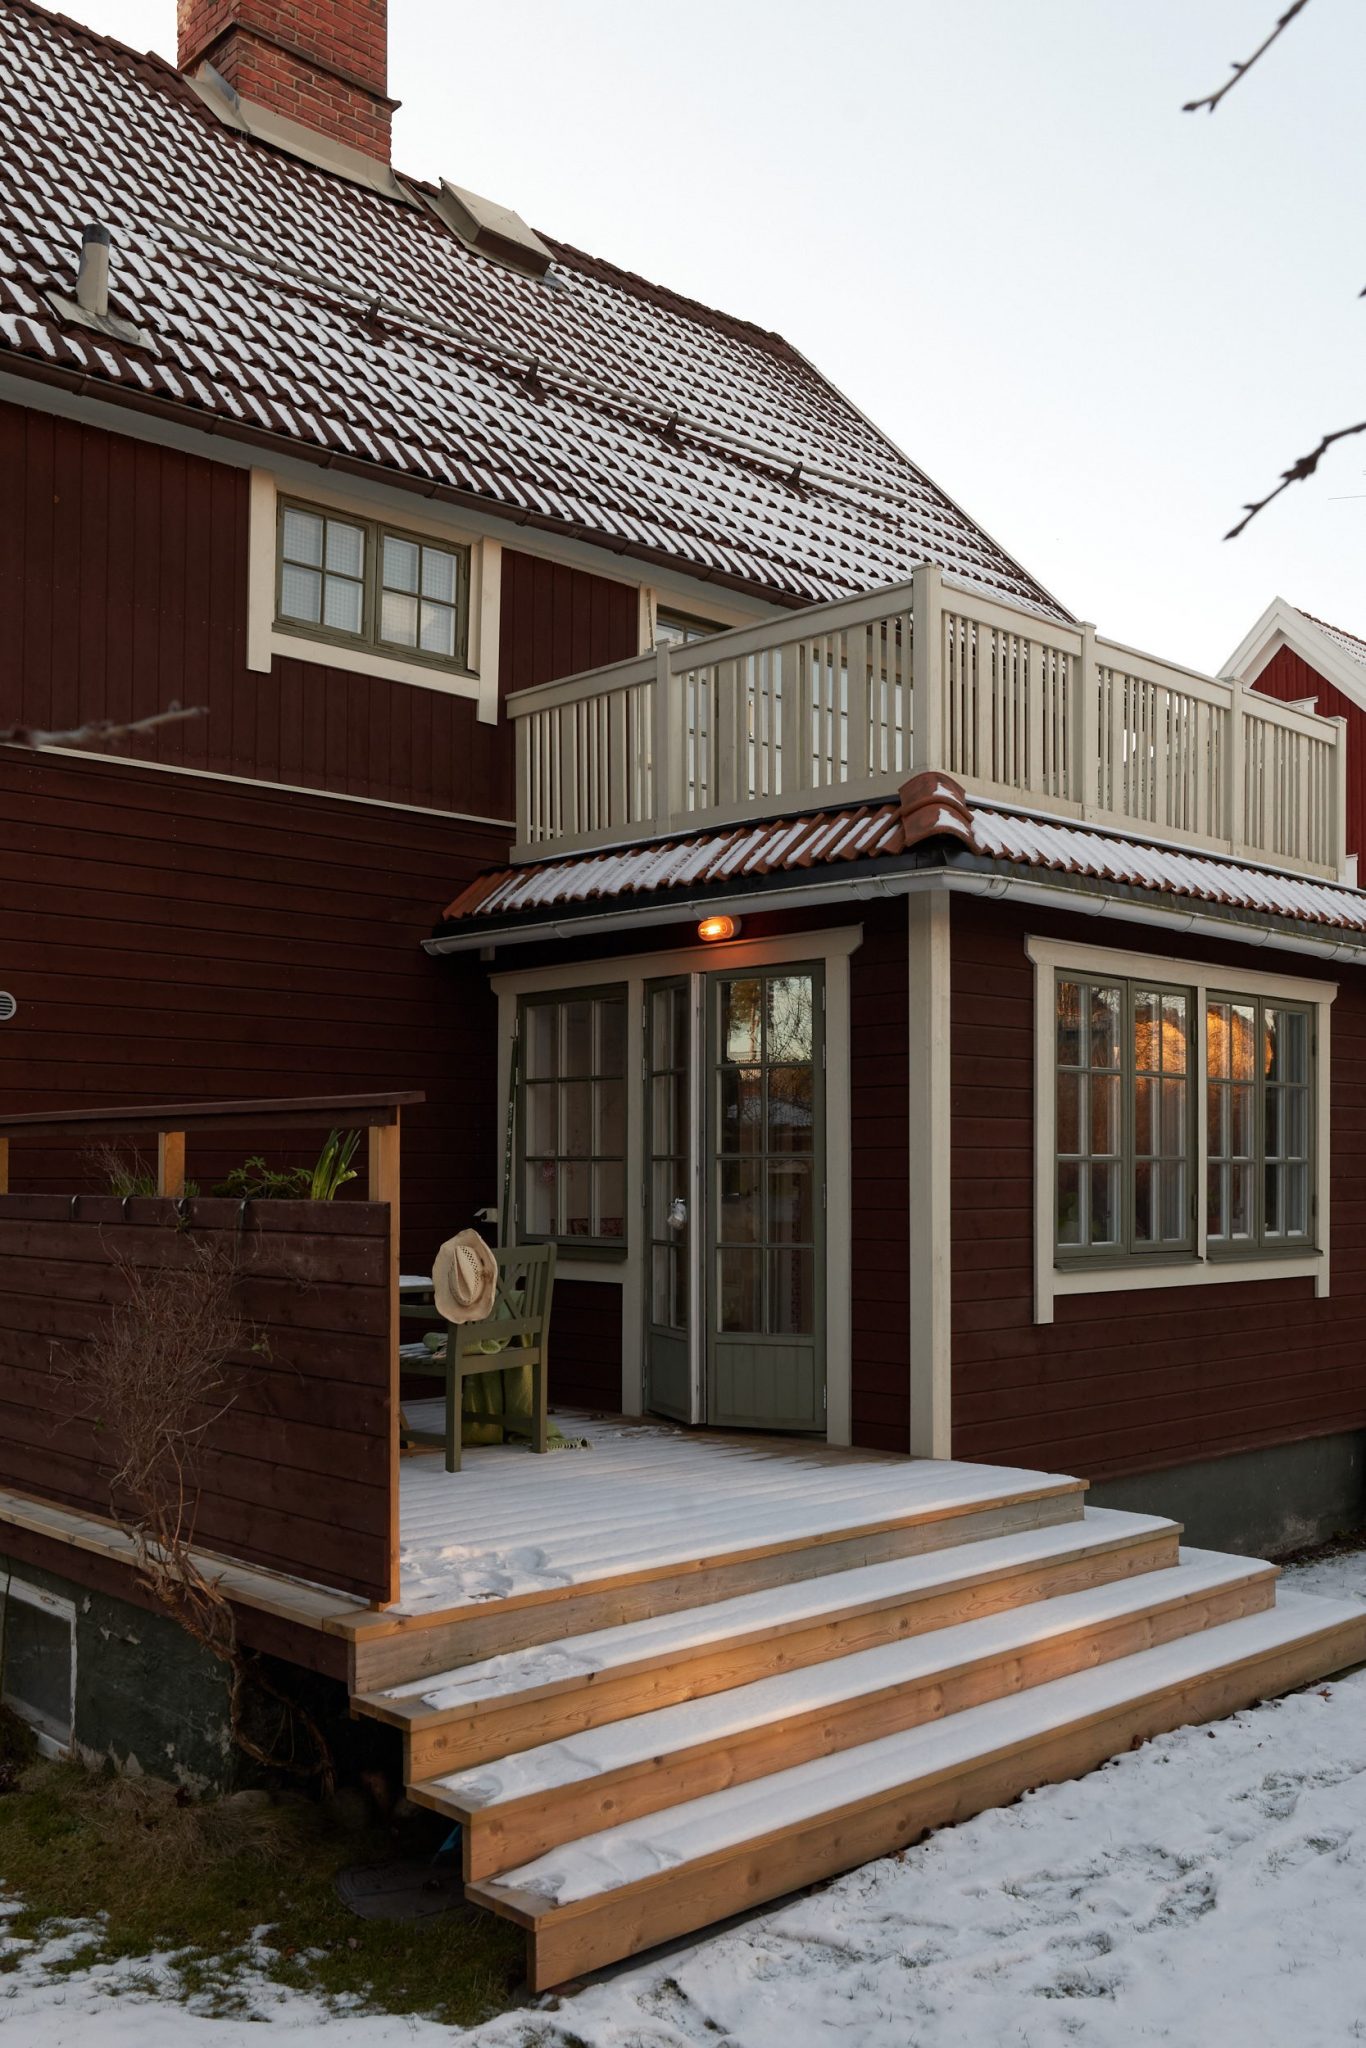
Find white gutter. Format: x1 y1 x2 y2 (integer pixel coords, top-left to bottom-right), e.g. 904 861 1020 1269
423 866 1366 966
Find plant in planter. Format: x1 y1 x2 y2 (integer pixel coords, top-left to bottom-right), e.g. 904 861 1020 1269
213 1129 361 1202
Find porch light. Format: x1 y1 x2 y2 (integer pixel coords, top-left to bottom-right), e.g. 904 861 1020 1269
698 915 740 943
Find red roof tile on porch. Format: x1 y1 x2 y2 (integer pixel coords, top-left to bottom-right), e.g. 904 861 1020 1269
440 794 1366 936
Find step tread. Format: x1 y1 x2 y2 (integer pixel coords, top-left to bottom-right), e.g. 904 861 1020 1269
373 1507 1174 1721
392 1449 1082 1616
476 1589 1366 1912
428 1547 1267 1811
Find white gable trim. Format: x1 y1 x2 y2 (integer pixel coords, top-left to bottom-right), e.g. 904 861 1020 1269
1221 597 1366 716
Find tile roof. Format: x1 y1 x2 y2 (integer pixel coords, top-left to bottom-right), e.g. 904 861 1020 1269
1295 608 1366 671
0 1 1069 615
439 786 1366 941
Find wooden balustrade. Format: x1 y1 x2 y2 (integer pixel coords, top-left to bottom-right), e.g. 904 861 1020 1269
507 569 1349 881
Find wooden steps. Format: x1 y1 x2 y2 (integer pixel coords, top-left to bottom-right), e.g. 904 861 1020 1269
355 1444 1366 1993
468 1591 1366 1991
420 1550 1275 1881
349 1464 1087 1693
358 1507 1180 1781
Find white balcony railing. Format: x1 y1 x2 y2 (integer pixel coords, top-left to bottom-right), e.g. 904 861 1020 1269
507 566 1349 881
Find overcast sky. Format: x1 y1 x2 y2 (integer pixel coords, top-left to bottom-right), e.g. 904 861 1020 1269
79 0 1365 672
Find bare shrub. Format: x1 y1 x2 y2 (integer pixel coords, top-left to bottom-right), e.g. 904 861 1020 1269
61 1236 332 1789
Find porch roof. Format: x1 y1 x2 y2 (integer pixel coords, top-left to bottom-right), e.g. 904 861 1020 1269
431 775 1366 954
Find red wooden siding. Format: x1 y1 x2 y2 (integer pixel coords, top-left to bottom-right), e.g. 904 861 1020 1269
0 1194 394 1602
0 401 640 821
1251 644 1366 869
497 547 641 700
0 748 504 1267
849 903 910 1451
950 894 1366 1482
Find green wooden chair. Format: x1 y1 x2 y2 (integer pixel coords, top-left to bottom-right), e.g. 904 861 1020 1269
400 1244 556 1473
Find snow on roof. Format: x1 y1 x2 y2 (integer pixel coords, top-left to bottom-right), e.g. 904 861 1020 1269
439 794 1366 941
1296 607 1366 671
0 1 1069 616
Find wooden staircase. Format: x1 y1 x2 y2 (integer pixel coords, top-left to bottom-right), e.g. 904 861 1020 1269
353 1470 1366 1992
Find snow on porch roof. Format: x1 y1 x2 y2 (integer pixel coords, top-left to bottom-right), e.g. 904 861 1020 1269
437 775 1366 943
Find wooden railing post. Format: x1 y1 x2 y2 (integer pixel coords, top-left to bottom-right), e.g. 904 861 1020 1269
1227 680 1247 858
157 1130 186 1196
1326 714 1349 878
910 563 944 771
1077 622 1098 817
368 1115 402 1610
652 642 674 830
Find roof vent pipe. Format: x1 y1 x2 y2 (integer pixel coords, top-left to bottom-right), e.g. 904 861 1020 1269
76 223 111 319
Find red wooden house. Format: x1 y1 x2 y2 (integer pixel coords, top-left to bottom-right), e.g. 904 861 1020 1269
3 0 1366 1990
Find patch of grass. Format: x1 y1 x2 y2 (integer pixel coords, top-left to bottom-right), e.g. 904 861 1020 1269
0 1759 523 2027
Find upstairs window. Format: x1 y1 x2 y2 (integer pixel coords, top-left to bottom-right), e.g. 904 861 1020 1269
519 989 627 1249
655 606 722 649
276 500 471 673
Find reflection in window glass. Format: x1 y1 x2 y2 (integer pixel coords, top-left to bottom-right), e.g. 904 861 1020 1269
520 990 627 1244
1208 997 1311 1249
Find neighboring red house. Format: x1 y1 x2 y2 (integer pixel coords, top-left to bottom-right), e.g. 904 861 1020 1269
1224 598 1366 877
4 0 1366 1977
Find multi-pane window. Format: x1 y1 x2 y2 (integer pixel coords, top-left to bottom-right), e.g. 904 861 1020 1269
276 499 470 671
655 606 721 648
520 991 627 1247
1055 974 1314 1264
1056 978 1190 1255
1207 997 1312 1250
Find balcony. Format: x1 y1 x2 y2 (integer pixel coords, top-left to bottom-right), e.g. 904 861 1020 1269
507 567 1348 882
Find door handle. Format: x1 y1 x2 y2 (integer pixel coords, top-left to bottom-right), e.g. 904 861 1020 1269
667 1196 688 1230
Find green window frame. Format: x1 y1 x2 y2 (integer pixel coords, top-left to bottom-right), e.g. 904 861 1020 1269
275 498 472 674
518 988 628 1250
1206 994 1314 1256
1054 974 1194 1262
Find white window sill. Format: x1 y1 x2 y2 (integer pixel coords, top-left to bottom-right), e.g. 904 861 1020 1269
1048 1249 1325 1312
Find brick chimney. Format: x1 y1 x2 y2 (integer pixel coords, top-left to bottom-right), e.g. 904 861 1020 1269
177 1 397 163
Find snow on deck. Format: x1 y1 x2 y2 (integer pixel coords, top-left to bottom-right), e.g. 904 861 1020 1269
395 1409 1077 1615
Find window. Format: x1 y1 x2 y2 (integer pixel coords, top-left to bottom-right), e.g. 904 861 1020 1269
1 1580 75 1752
655 606 721 648
276 499 470 671
520 990 627 1247
1207 996 1312 1251
1053 971 1316 1268
1055 977 1192 1258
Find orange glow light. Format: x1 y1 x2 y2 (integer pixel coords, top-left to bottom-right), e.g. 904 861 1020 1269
698 914 740 943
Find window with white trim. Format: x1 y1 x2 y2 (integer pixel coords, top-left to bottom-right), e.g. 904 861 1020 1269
519 989 627 1248
1 1579 75 1752
1052 970 1316 1267
276 499 471 673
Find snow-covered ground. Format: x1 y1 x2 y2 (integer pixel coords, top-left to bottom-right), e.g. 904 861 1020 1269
6 1546 1366 2047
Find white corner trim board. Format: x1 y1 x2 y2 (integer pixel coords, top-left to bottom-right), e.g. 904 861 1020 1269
491 926 861 1446
1026 934 1335 1325
246 468 501 721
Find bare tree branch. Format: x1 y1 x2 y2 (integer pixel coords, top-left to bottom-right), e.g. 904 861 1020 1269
1226 418 1366 538
1184 0 1311 114
0 701 208 751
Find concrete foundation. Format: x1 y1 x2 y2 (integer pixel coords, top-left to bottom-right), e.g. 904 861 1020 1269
1087 1431 1366 1558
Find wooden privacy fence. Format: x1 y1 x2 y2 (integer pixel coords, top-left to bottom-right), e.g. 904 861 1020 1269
0 1093 420 1607
508 566 1349 881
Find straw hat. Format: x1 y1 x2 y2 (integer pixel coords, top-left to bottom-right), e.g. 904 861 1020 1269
431 1229 498 1325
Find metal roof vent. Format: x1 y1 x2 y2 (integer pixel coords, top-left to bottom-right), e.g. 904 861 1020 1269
0 993 17 1022
427 181 552 278
47 222 153 351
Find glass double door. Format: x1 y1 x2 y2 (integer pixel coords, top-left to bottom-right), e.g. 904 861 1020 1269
645 963 825 1432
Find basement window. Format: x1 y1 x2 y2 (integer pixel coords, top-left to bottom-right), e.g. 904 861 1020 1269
1 1579 75 1753
276 498 472 674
